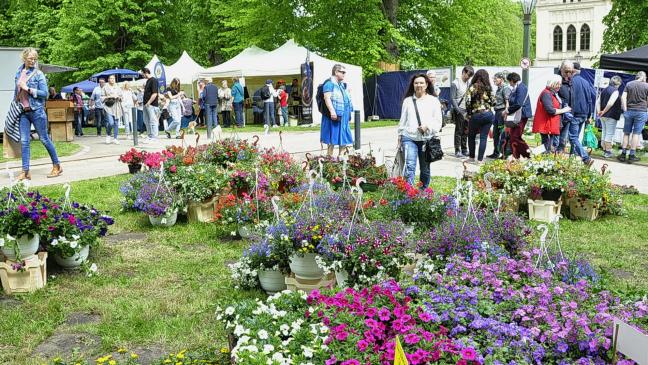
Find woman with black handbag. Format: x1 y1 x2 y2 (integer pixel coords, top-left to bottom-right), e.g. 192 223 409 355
397 73 443 189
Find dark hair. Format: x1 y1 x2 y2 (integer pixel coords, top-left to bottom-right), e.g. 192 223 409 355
471 69 492 94
98 78 105 82
506 72 521 83
72 87 79 92
403 73 435 99
141 67 151 75
462 66 475 77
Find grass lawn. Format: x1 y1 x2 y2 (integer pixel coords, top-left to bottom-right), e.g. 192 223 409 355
0 141 81 163
0 175 646 363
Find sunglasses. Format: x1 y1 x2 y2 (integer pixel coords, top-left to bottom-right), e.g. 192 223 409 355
337 70 346 74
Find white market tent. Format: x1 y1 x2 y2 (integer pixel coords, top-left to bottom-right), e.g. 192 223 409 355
198 40 364 124
166 51 206 84
144 54 161 73
201 46 269 75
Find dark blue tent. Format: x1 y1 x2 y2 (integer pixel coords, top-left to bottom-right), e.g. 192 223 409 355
90 68 141 82
61 80 98 94
364 70 451 120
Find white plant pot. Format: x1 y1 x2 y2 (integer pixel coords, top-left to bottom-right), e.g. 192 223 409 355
335 269 349 288
258 269 287 294
238 225 254 239
54 245 90 268
289 253 324 281
2 234 39 261
148 209 178 227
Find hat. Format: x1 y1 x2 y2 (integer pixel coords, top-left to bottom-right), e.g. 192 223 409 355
266 79 273 84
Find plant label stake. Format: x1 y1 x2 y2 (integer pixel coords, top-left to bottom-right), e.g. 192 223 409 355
318 157 324 184
535 224 549 268
271 196 281 222
612 317 648 365
62 183 72 210
342 155 349 191
279 131 284 152
254 166 260 222
264 124 269 136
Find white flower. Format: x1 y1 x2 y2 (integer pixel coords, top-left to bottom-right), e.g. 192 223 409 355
69 241 78 249
0 238 4 247
6 234 15 241
89 263 98 272
262 344 274 354
257 329 269 340
50 239 58 247
234 324 247 336
72 234 80 240
302 346 313 358
225 306 235 316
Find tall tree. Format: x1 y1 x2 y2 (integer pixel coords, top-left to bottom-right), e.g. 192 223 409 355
601 0 648 53
0 0 62 62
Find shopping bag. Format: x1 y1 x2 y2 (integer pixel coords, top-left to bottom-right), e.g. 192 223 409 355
582 124 598 150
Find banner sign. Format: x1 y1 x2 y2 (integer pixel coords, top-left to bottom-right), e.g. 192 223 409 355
300 61 314 125
154 61 167 93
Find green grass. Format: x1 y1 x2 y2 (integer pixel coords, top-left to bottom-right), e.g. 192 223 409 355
0 141 81 163
1 175 646 363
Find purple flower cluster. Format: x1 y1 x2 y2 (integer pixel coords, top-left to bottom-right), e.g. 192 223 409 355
133 182 177 217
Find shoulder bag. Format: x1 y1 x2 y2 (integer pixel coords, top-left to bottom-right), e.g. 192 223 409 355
5 70 39 142
412 97 444 163
505 90 529 128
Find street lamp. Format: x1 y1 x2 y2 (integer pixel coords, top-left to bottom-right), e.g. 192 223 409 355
520 0 537 86
575 51 583 65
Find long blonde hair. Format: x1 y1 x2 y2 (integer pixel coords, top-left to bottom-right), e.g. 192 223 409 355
21 47 38 63
169 78 180 92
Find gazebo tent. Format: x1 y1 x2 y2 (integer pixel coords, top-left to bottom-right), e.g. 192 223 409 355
198 40 364 124
165 51 206 84
200 46 269 76
600 45 648 72
145 55 161 72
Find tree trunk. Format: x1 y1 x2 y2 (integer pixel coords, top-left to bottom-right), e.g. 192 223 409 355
381 0 400 59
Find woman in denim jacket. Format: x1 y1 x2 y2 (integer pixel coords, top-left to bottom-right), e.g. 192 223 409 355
14 48 61 180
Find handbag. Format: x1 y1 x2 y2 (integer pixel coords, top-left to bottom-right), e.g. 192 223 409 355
505 90 529 128
104 97 117 107
389 141 406 178
412 97 444 163
4 69 39 142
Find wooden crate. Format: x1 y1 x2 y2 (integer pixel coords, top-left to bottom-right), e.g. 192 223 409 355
528 199 562 223
0 252 47 295
46 107 74 122
2 135 21 158
285 273 336 294
46 100 73 109
49 120 74 142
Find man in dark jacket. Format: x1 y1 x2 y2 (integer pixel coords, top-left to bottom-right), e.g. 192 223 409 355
503 72 531 159
556 60 573 152
203 79 219 137
567 68 594 164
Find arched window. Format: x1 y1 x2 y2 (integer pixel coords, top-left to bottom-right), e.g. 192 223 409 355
553 26 563 52
580 24 591 51
567 25 577 51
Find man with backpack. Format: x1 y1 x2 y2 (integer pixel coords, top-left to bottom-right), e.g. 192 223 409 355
262 79 277 127
318 64 353 156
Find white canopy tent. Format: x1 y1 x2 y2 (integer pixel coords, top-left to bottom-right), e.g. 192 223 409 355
144 54 161 73
198 40 364 124
166 51 206 84
201 46 269 77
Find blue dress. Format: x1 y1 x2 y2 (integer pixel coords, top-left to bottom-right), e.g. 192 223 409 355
320 79 353 146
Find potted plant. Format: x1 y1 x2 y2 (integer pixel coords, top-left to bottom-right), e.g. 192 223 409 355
259 148 305 194
246 240 289 294
318 221 413 288
134 182 180 227
118 148 147 174
44 201 113 268
166 162 227 222
0 192 50 262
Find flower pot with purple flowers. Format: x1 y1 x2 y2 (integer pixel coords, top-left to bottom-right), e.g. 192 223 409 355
148 209 178 227
54 244 89 268
289 253 324 281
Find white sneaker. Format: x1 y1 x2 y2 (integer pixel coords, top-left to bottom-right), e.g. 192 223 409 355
113 138 120 145
105 136 111 144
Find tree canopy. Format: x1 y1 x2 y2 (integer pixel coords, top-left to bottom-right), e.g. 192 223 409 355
601 0 648 54
0 0 529 85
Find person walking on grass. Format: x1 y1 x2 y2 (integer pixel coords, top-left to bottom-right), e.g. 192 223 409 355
618 71 648 164
566 67 594 165
597 76 623 158
397 73 443 188
14 47 62 180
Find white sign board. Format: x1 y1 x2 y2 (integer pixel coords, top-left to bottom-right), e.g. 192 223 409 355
427 68 452 88
613 317 648 365
520 58 531 70
594 69 605 88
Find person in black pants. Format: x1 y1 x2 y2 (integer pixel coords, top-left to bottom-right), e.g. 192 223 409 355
466 69 496 163
488 72 510 158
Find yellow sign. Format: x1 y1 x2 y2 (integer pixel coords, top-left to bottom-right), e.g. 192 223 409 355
394 336 409 365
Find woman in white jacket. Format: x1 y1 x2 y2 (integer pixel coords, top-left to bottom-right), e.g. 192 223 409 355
397 73 443 189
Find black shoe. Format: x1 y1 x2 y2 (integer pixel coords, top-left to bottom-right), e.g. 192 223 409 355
486 153 500 159
165 131 171 139
628 155 641 163
617 154 627 163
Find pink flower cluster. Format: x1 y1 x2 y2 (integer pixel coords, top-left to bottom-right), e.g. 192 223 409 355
307 283 482 365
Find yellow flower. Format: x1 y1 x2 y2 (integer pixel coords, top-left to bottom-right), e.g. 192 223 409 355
118 348 128 354
220 347 230 354
109 361 117 365
164 360 172 364
175 362 183 365
131 353 139 359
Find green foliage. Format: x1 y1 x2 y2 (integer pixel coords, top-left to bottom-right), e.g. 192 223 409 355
602 0 648 53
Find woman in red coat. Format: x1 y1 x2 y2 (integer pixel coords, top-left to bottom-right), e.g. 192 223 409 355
533 75 572 153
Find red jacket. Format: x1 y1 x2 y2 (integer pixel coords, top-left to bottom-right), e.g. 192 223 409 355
533 87 560 135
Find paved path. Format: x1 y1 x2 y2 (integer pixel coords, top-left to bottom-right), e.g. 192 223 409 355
2 125 648 193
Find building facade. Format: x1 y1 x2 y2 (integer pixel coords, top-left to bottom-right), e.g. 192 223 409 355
535 0 612 68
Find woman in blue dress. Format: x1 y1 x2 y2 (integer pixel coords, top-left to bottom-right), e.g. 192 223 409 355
320 64 353 156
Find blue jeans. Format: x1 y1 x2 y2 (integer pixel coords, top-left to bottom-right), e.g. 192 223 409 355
74 110 83 136
264 102 275 126
402 136 431 189
104 113 119 139
180 115 192 129
94 108 104 135
205 104 219 130
468 111 494 161
492 109 504 154
556 119 570 152
20 109 60 171
568 117 589 161
540 134 559 153
233 101 244 127
143 105 159 138
136 109 145 133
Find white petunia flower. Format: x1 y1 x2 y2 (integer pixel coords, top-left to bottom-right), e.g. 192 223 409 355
0 237 4 247
257 329 269 340
50 239 58 246
89 263 98 272
225 306 235 315
70 241 78 249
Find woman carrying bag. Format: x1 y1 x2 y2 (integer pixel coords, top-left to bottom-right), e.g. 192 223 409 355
396 73 443 189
